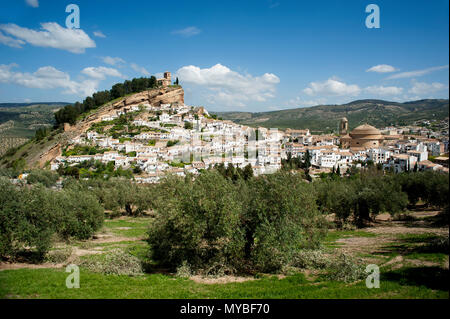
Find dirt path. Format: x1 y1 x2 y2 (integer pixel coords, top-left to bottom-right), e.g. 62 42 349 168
335 211 448 268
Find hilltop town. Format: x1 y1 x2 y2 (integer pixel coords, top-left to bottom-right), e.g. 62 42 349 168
44 72 449 183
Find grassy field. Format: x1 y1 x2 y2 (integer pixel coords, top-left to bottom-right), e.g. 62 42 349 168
0 211 448 299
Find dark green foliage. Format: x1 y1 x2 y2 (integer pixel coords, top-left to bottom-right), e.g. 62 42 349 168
53 187 104 240
214 163 254 181
62 145 111 156
57 160 133 180
34 127 51 141
26 169 59 187
184 121 193 130
0 177 104 260
315 170 447 227
148 172 244 273
147 171 327 274
71 178 154 216
166 140 179 147
395 171 449 208
243 172 327 272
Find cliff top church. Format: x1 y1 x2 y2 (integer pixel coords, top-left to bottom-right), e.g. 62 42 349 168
157 71 171 87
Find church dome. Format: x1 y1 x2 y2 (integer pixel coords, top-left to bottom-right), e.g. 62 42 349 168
350 124 383 139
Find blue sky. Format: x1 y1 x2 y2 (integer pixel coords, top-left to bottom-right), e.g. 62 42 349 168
0 0 448 111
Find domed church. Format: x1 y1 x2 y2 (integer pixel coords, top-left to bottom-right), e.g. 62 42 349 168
340 121 384 148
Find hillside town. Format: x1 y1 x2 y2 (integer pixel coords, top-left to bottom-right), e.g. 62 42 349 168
49 80 449 183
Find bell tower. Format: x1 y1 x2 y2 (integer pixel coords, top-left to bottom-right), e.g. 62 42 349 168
339 117 348 135
164 71 171 83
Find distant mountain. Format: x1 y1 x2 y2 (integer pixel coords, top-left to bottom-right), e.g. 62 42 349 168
0 102 71 108
213 99 449 133
0 103 68 138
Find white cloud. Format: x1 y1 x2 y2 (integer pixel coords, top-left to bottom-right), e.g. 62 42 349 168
0 64 84 95
171 26 201 37
364 85 403 96
386 65 449 80
0 63 121 97
177 64 280 106
130 63 150 76
0 31 25 48
408 81 447 95
303 77 361 96
366 64 397 73
0 22 96 53
93 31 106 38
81 66 123 80
25 0 39 8
102 56 126 66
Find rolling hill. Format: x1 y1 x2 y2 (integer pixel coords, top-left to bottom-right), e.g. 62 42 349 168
213 99 449 133
0 102 69 138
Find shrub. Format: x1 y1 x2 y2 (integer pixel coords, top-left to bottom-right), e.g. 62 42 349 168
395 171 449 208
148 171 244 272
147 171 328 274
45 247 73 264
0 179 55 260
245 172 328 272
0 178 104 261
316 172 408 227
325 253 365 283
176 260 193 278
291 249 329 269
55 187 104 240
79 249 143 276
27 169 59 187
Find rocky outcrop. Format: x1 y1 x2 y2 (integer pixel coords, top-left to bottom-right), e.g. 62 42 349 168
113 86 184 109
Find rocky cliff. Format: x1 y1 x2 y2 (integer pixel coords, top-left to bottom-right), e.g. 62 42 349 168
114 86 184 108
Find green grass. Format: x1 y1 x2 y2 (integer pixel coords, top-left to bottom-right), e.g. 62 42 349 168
377 233 449 265
0 267 447 299
103 217 152 238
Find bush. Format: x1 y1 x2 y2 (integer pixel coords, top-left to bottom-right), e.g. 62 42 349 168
0 178 104 261
27 169 59 187
316 172 409 227
147 171 328 274
0 179 55 260
291 249 329 269
79 249 143 276
245 174 327 272
45 247 73 264
55 187 104 240
176 260 193 278
148 171 244 273
395 171 449 208
325 253 365 283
